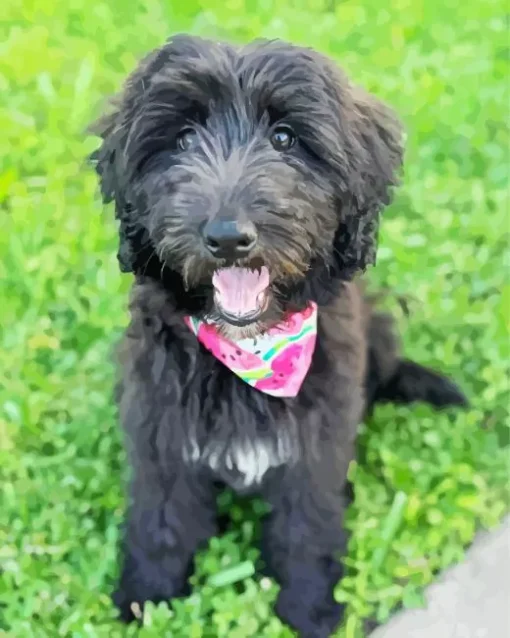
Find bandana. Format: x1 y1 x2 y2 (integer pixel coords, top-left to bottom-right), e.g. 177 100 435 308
184 302 318 398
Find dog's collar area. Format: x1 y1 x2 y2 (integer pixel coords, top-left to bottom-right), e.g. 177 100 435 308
184 303 318 397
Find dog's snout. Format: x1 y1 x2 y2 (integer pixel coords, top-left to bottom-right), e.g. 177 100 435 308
202 220 257 259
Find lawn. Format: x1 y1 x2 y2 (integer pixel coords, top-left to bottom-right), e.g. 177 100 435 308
0 0 508 636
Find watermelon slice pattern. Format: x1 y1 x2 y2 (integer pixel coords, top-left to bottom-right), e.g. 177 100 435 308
184 303 318 397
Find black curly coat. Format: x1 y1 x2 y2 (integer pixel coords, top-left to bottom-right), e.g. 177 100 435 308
90 35 467 637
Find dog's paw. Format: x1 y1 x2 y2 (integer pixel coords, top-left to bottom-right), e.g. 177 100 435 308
275 590 344 638
112 577 191 625
112 589 172 625
112 589 144 624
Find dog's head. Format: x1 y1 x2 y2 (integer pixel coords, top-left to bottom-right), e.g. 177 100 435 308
90 35 403 333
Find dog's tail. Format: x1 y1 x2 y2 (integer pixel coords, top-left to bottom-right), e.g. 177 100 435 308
364 299 468 416
368 355 469 411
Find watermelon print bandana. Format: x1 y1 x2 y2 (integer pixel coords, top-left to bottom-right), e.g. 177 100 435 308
184 303 318 398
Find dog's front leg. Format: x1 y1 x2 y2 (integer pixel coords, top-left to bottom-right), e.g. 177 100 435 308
261 465 350 638
112 468 218 623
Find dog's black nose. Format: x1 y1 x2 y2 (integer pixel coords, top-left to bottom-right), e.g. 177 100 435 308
202 220 257 259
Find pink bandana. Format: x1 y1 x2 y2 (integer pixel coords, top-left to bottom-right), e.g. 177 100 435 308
184 303 318 398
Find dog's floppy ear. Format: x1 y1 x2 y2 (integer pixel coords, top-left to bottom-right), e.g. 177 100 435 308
333 85 404 278
87 45 168 274
88 105 141 274
88 109 119 204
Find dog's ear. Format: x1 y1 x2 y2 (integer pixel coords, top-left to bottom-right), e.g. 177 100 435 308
87 41 201 275
87 45 169 274
333 85 404 278
90 93 162 276
88 109 117 204
88 105 140 273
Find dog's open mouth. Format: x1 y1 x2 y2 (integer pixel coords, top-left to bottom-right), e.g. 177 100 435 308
212 266 270 326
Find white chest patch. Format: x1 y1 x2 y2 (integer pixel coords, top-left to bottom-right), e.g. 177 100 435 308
183 433 297 487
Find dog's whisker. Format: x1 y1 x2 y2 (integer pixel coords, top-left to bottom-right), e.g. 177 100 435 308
141 248 157 276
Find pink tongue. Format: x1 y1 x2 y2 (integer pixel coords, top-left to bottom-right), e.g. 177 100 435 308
212 267 270 316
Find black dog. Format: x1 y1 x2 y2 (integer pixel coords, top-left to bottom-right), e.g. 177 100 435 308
90 35 467 637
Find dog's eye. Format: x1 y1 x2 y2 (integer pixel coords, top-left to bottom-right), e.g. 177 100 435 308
177 128 198 152
270 126 296 151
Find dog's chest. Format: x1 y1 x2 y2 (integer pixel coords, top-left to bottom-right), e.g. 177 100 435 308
183 427 298 489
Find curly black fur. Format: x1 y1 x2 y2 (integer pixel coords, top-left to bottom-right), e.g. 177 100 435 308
89 34 467 637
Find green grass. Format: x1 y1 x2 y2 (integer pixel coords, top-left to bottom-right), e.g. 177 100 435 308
1 0 509 636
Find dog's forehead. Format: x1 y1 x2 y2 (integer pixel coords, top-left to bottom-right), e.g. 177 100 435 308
146 35 336 111
238 39 326 79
